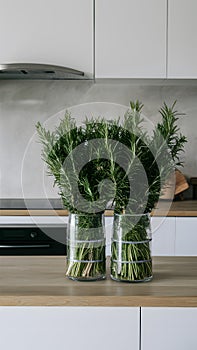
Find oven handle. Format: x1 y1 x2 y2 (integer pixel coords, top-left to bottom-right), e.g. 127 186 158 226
0 244 51 248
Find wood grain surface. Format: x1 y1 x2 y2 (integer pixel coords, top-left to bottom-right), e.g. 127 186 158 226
1 201 197 216
0 256 196 307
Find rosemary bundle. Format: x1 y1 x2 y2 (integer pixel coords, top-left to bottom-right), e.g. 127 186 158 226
111 213 152 282
66 213 105 281
36 100 187 281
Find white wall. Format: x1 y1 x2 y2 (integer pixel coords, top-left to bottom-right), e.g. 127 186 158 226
0 80 196 198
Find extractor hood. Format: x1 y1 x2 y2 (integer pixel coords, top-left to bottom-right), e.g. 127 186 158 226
0 63 89 80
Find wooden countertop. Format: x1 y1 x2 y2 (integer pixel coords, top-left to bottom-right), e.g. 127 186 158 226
1 200 197 217
0 256 196 307
152 200 197 217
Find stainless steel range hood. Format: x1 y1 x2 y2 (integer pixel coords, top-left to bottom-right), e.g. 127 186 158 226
0 63 88 80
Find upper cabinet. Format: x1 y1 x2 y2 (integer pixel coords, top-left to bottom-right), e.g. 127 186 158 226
0 0 93 77
95 0 197 79
1 1 196 80
168 0 197 78
95 0 167 78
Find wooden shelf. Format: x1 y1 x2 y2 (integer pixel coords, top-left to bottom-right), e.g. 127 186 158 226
0 256 196 307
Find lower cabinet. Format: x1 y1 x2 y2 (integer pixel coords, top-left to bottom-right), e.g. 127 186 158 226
1 306 197 349
104 216 113 256
141 307 197 350
175 218 197 256
151 217 176 256
151 217 197 256
0 307 139 350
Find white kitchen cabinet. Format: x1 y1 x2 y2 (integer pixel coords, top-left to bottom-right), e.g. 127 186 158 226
168 0 197 78
151 217 176 256
141 307 197 350
105 216 113 256
175 217 197 256
0 0 93 76
0 307 139 350
95 0 167 78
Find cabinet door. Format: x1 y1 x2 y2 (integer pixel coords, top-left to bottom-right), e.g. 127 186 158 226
105 216 113 256
142 307 197 350
151 217 176 256
95 0 167 78
0 307 139 350
168 0 197 78
175 218 197 256
0 0 93 75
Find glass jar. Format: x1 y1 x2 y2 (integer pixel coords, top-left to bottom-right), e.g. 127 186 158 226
66 213 106 281
111 213 152 282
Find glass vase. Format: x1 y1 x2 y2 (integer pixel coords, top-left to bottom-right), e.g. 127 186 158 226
66 213 106 281
111 213 152 282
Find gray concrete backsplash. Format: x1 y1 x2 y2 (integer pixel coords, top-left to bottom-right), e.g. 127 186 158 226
0 80 196 199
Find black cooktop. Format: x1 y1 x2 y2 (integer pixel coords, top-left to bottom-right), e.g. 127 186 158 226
0 198 63 210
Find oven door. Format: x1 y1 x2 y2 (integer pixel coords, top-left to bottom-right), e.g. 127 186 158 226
0 225 66 255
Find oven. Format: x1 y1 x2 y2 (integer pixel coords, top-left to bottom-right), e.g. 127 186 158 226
0 225 66 255
0 199 67 255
